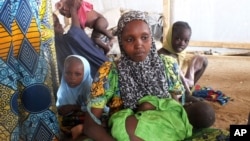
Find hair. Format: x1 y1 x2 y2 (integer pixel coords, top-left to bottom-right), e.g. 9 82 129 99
172 21 192 35
184 101 215 129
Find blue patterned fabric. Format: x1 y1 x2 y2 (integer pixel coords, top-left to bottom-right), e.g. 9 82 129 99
0 0 60 140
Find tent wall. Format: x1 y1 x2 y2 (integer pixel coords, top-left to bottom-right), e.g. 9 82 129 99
164 0 250 49
52 0 250 49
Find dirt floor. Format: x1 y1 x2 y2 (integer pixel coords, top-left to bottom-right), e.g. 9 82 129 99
196 55 250 130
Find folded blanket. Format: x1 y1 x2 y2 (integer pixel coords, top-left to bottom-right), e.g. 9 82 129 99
192 85 230 105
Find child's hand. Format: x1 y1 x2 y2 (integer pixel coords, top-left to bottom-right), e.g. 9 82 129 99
68 0 82 12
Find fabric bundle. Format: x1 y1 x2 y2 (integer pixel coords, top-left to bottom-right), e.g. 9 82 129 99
192 85 230 105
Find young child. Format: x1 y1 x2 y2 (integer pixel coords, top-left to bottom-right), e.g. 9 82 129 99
55 0 114 54
158 21 208 90
56 55 93 139
184 101 215 129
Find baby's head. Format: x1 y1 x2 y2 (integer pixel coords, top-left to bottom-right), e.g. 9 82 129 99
184 101 215 129
55 0 71 18
64 55 84 88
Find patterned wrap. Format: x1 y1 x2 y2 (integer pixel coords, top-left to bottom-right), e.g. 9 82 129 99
0 0 60 140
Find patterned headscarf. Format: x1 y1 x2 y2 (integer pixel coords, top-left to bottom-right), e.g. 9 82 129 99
117 11 170 109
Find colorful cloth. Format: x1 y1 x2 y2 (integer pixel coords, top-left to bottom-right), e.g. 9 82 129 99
0 0 60 140
160 54 186 104
88 59 191 140
88 54 185 122
192 85 230 105
184 128 230 141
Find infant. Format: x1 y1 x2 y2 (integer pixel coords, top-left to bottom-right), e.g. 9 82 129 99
56 0 114 54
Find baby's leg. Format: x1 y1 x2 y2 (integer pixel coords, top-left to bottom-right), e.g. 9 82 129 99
94 17 113 38
93 17 115 47
185 55 208 87
91 30 110 54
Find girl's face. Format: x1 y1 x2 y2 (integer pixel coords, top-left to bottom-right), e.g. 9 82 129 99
64 59 84 88
121 20 152 62
171 28 191 53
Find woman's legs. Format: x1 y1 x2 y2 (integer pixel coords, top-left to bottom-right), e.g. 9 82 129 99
93 17 113 39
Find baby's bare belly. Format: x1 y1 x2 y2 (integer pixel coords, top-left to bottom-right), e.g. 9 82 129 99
85 10 100 28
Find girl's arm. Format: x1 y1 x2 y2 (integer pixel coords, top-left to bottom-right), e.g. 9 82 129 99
69 0 81 28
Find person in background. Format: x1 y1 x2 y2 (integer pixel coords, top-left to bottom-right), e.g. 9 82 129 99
53 2 108 79
83 10 215 141
158 21 208 93
56 55 92 140
56 0 115 54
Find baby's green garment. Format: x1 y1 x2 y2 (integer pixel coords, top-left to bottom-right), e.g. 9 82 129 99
109 95 193 141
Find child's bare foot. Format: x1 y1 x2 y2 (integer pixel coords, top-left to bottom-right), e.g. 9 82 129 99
71 124 84 140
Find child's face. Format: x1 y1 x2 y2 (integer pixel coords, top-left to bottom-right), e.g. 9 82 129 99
64 59 84 88
121 20 152 62
171 28 191 53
